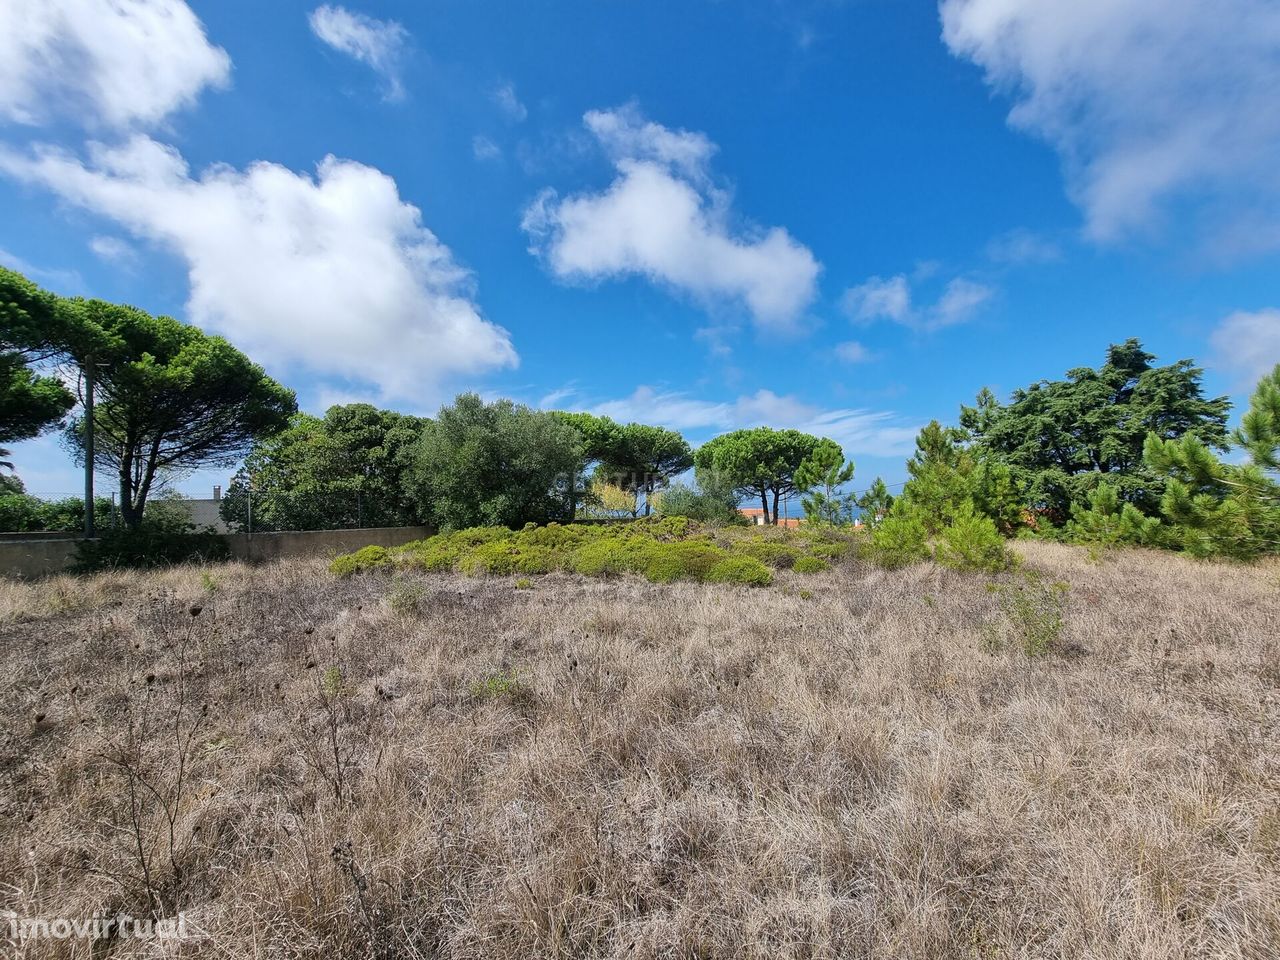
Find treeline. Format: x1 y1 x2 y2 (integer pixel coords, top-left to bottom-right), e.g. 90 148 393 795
866 340 1279 565
3 266 1277 561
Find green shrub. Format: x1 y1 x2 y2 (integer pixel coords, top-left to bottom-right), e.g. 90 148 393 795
398 537 464 571
934 503 1013 573
867 509 930 568
644 540 726 583
457 540 519 576
74 529 231 573
515 521 600 550
792 555 829 574
569 536 655 576
737 539 802 568
705 555 773 586
329 544 392 576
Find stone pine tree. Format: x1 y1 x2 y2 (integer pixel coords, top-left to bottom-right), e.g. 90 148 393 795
695 427 836 525
64 301 296 529
0 267 77 469
597 423 693 517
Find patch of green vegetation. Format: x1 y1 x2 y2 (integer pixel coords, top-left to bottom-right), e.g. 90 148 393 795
644 540 726 582
934 503 1014 573
792 555 829 575
329 544 392 576
321 665 346 698
334 519 855 588
514 577 534 590
470 669 521 700
705 555 773 586
735 539 802 568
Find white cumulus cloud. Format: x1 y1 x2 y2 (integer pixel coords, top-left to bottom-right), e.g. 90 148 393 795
523 105 821 331
0 0 230 129
0 137 517 401
940 0 1280 247
309 4 409 101
842 273 993 330
1210 309 1280 387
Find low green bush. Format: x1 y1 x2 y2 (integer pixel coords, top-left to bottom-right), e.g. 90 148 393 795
866 510 930 568
736 539 802 568
329 544 392 576
569 536 655 577
705 555 772 586
644 540 726 583
934 504 1013 573
334 519 850 588
792 555 829 574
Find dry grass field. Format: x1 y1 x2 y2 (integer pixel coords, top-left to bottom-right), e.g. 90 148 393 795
1 541 1278 959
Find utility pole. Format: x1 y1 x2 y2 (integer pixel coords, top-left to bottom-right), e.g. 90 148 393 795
83 361 95 538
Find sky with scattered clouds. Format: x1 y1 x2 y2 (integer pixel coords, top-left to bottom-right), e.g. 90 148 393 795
0 0 1276 500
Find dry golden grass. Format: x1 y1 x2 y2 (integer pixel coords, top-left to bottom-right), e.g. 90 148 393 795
1 541 1278 958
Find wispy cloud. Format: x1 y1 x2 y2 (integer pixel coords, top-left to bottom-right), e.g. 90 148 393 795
1210 309 1280 387
941 0 1280 250
471 135 501 162
986 228 1062 265
491 82 527 122
841 273 994 331
309 5 409 101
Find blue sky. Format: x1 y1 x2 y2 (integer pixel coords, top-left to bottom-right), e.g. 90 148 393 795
2 0 1278 501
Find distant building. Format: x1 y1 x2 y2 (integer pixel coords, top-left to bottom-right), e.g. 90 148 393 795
169 486 231 533
737 507 804 528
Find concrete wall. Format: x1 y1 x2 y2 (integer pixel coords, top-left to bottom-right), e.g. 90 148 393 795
0 536 82 579
226 526 430 563
0 526 431 579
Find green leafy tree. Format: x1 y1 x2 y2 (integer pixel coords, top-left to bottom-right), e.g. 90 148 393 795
794 443 855 525
597 423 693 517
221 404 425 531
694 427 834 524
64 303 296 528
855 477 895 528
0 494 117 532
408 393 583 530
961 339 1229 519
1144 364 1280 558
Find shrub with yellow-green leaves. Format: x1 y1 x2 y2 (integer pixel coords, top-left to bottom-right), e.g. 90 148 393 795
333 519 791 587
